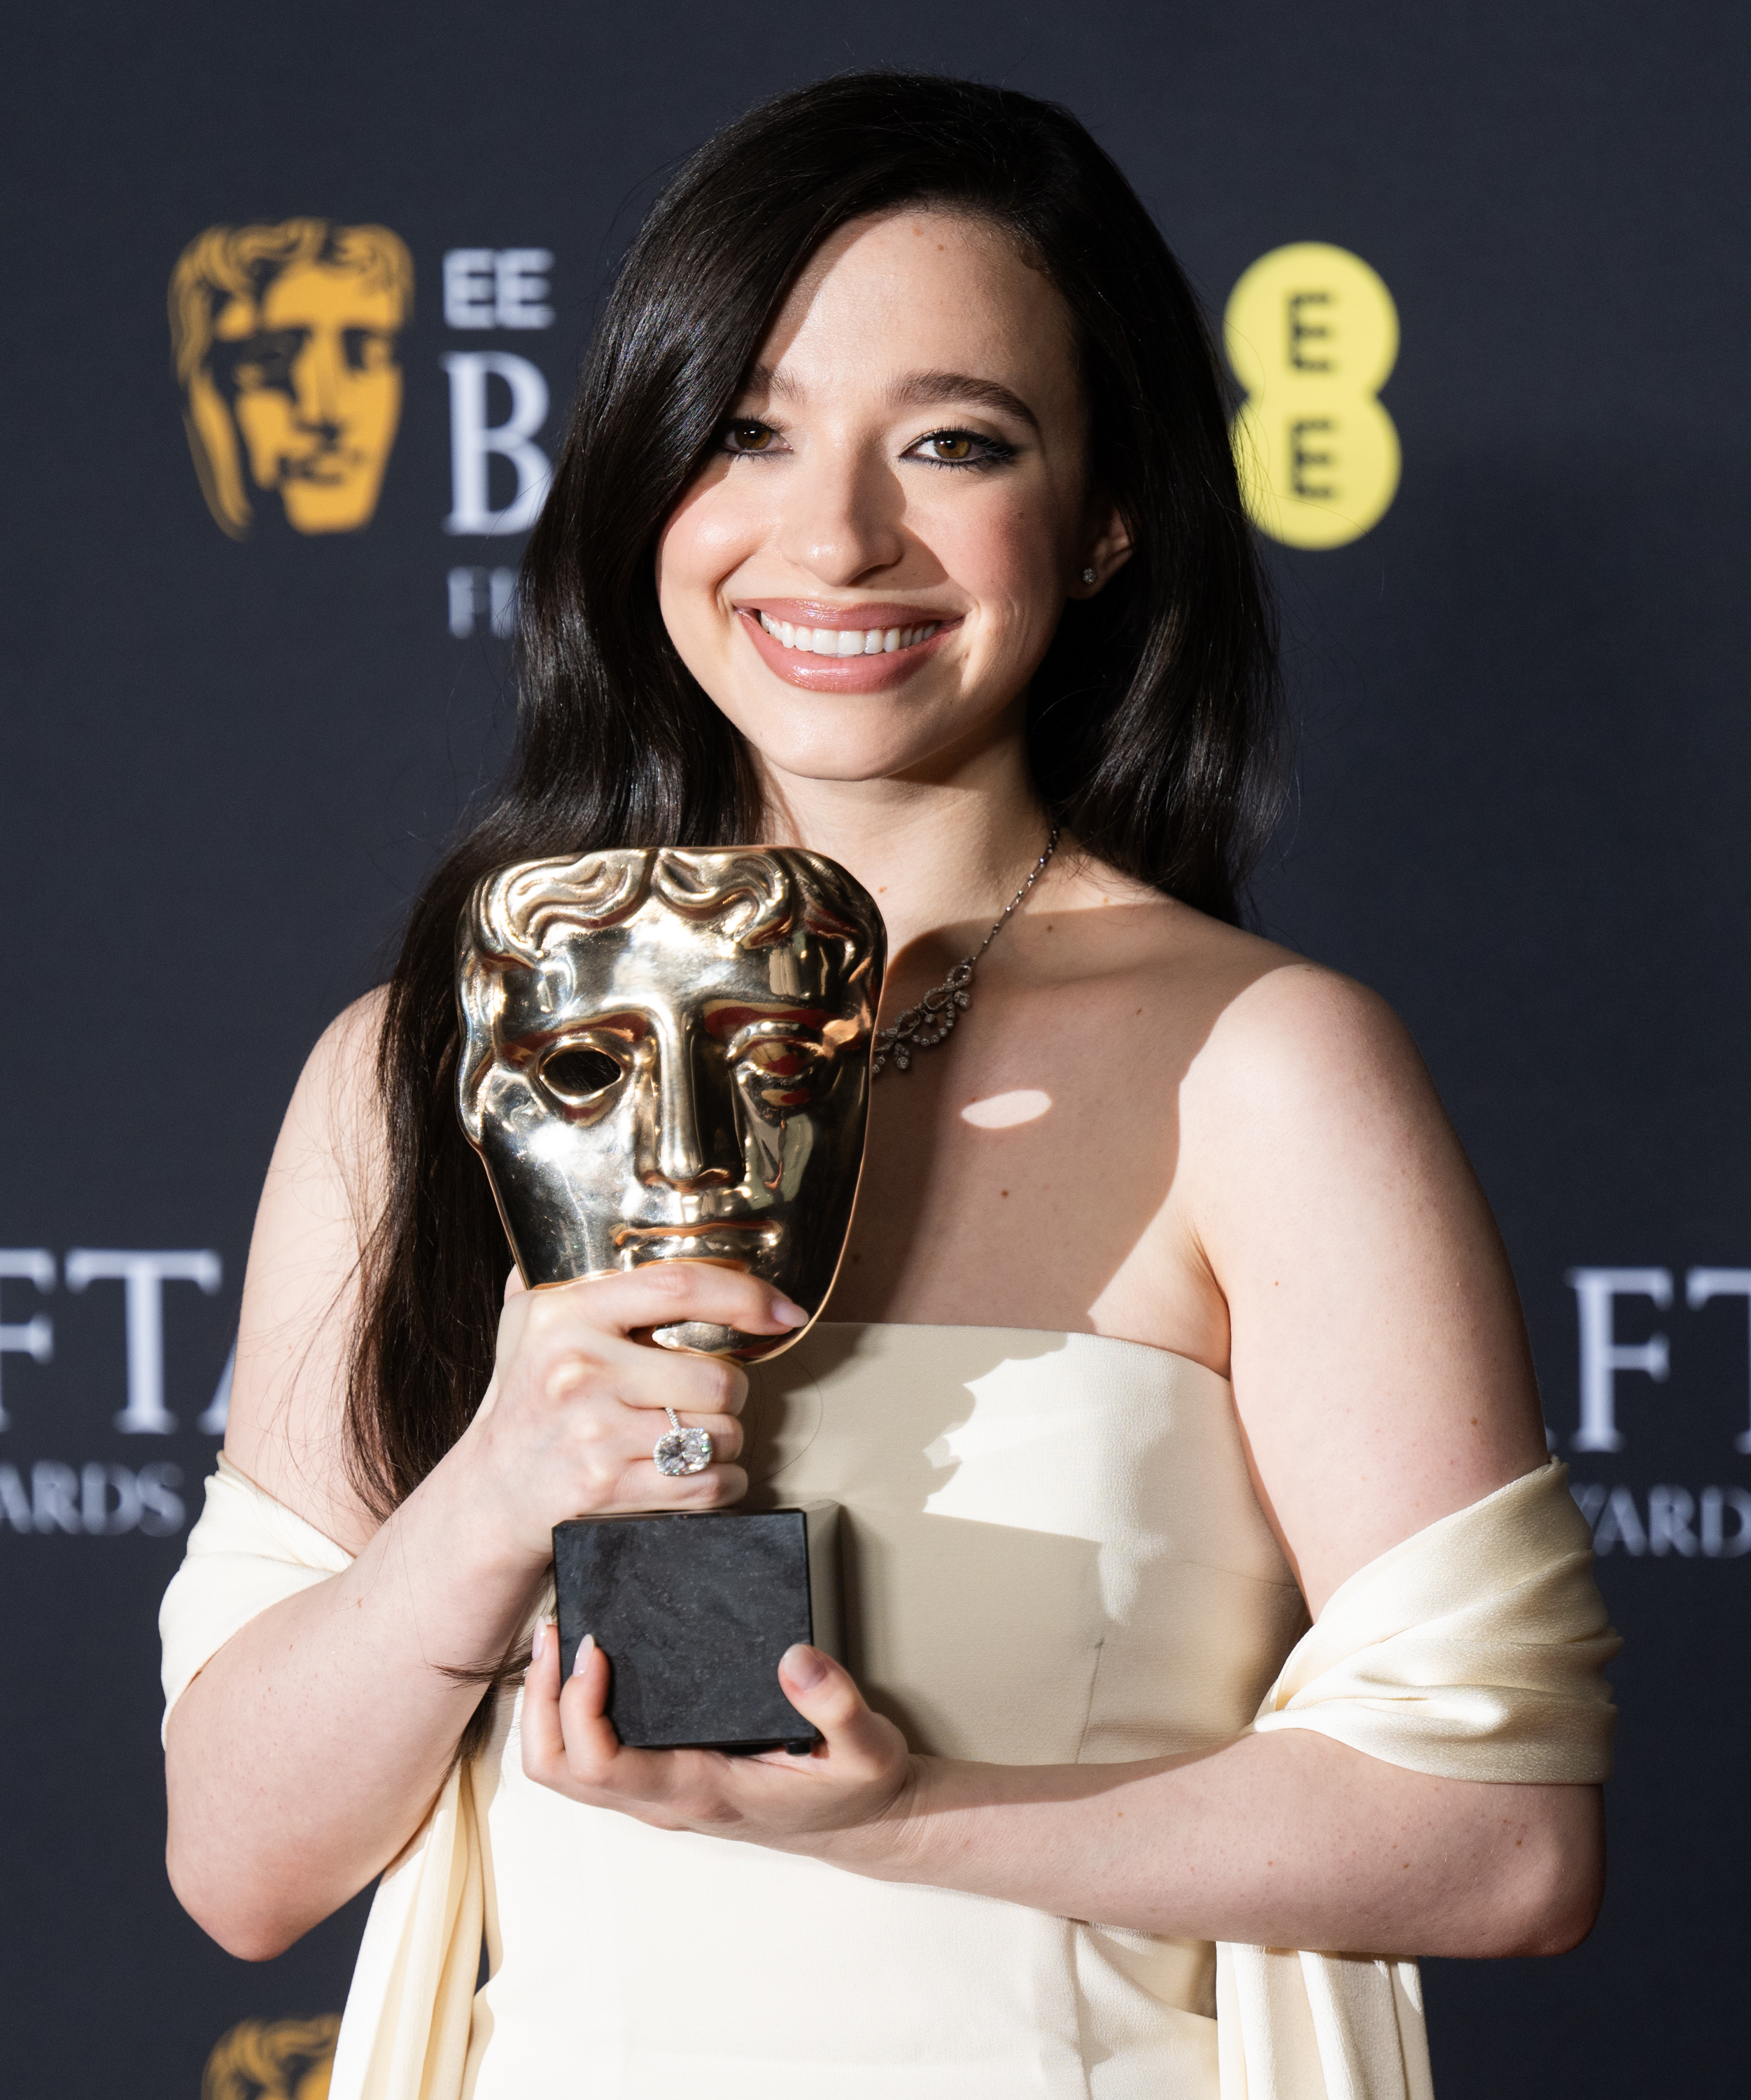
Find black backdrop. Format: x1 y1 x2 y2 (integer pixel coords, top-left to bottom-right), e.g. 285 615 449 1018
3 4 1746 2091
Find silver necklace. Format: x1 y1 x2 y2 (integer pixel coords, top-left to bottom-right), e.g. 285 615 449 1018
872 827 1060 1077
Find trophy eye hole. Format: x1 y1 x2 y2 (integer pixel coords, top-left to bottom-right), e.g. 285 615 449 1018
742 1037 824 1079
542 1046 624 1102
740 1036 822 1111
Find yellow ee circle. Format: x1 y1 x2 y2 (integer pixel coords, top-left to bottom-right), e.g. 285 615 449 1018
1224 242 1400 550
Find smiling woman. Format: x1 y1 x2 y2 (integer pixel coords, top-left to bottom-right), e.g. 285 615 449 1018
659 213 1114 733
160 70 1616 2100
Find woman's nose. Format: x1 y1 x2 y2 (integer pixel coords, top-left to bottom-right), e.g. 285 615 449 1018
779 444 905 585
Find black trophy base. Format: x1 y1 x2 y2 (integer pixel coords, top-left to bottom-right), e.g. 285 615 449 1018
552 1504 841 1754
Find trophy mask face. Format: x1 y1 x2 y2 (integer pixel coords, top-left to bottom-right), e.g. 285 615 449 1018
458 848 885 1361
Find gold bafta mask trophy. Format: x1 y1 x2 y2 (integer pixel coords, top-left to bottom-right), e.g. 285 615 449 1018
458 846 884 1751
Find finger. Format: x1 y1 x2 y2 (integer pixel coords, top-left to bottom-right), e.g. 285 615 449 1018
521 1336 747 1444
542 1261 807 1346
524 1627 621 1793
556 1637 670 1793
504 1265 528 1303
598 1370 748 1478
630 1410 747 1467
617 1458 750 1513
519 1618 568 1778
777 1646 899 1766
585 1343 750 1423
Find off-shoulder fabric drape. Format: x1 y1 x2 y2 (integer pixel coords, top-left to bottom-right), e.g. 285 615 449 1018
161 1452 1615 2100
1215 1459 1618 2100
160 1457 488 2100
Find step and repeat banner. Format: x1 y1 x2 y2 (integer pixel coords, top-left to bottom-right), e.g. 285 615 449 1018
2 4 1745 2093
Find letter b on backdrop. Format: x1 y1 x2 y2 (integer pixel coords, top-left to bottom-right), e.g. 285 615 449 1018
1226 241 1400 549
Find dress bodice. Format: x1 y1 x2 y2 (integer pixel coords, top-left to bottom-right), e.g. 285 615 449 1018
465 1323 1309 2099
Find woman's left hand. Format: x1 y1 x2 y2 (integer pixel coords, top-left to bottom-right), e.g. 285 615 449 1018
519 1621 918 1860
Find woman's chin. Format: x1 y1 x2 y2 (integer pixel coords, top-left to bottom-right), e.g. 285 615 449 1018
715 685 997 789
747 736 952 787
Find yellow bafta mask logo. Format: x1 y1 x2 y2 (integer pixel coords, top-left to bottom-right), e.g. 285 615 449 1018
1225 243 1400 550
202 2014 339 2100
170 219 414 538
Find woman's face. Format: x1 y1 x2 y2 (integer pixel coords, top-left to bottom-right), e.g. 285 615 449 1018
656 209 1125 794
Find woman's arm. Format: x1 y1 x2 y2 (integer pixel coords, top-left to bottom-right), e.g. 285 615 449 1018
528 1634 1599 1955
520 963 1605 1956
1190 963 1552 1616
164 998 799 1959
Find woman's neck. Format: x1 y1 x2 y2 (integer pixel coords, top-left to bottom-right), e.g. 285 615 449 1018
756 735 1053 958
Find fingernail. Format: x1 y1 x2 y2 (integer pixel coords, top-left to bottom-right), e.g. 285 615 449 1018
781 1642 827 1689
530 1620 548 1664
773 1297 808 1328
571 1632 596 1678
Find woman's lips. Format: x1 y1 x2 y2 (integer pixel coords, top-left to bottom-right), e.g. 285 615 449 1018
736 604 959 692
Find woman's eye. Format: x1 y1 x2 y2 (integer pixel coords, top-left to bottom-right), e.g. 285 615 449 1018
722 419 777 454
909 429 1015 469
542 1046 624 1101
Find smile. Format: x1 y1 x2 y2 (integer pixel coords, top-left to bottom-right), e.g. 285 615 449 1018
758 612 941 657
738 602 957 691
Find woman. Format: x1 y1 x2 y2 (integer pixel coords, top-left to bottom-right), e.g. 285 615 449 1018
161 72 1615 2100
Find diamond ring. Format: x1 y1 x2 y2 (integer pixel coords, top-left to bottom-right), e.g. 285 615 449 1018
654 1406 713 1478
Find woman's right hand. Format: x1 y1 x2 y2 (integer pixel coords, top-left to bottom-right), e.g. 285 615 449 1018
456 1261 805 1571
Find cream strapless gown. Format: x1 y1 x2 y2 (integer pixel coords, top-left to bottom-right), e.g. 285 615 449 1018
463 1323 1309 2099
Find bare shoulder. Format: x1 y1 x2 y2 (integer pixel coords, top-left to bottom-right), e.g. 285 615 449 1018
225 988 391 1550
1188 945 1430 1124
266 985 392 1242
1172 944 1482 1280
1041 846 1433 1150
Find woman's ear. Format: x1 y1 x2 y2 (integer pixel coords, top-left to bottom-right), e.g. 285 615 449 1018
1069 496 1135 597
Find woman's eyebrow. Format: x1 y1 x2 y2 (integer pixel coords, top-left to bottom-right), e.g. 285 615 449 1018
737 364 1041 430
887 370 1039 430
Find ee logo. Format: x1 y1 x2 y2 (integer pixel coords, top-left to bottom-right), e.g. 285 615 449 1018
1225 242 1400 550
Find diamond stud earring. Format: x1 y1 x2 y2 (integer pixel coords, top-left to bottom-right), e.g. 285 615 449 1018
1079 566 1097 584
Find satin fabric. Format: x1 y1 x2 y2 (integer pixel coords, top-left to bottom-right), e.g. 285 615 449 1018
1217 1460 1618 2100
160 1454 490 2100
466 1325 1298 2099
160 1324 1616 2100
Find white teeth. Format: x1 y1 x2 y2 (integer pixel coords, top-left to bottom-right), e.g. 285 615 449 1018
757 612 941 654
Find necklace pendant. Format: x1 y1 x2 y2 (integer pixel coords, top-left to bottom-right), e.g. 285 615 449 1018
871 828 1057 1079
873 962 975 1077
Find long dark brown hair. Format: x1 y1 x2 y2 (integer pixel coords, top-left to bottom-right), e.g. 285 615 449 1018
346 70 1282 1524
